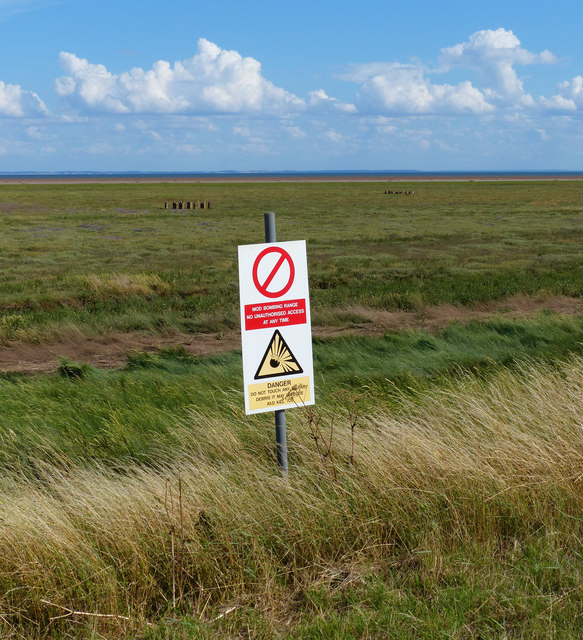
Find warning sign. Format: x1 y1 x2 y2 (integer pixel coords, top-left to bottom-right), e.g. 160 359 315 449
238 239 314 415
244 298 307 331
248 376 311 412
255 330 303 379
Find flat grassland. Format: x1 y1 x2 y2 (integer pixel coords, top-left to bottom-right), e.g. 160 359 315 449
1 180 583 365
2 180 583 638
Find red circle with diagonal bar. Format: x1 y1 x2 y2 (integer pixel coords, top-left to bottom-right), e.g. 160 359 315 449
252 246 295 299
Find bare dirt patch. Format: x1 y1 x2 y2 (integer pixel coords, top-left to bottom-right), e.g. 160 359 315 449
0 332 241 374
349 294 583 335
0 295 581 374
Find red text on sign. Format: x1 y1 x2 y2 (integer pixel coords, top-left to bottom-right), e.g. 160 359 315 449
245 298 307 330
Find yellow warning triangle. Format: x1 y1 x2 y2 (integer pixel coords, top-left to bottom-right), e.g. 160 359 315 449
254 330 303 379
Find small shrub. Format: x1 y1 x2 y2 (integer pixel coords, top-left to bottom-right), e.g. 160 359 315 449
56 357 90 379
383 292 425 311
0 313 28 341
125 350 160 369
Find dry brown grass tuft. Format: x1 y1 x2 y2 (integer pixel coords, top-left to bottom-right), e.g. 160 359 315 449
85 273 172 298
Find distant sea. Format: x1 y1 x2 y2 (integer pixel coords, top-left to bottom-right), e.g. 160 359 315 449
1 170 582 181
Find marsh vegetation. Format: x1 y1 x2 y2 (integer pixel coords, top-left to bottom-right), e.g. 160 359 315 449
1 180 583 638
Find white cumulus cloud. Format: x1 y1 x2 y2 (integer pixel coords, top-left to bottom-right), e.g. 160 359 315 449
342 28 566 116
541 75 583 111
0 80 48 117
440 27 557 106
353 63 493 114
308 89 357 113
55 39 305 116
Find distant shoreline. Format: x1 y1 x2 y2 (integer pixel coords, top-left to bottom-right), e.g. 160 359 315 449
0 172 582 185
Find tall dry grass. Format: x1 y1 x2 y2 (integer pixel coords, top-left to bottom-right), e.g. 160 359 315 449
2 358 583 637
84 273 172 298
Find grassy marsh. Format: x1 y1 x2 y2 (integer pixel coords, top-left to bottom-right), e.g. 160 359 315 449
1 180 583 339
2 180 583 637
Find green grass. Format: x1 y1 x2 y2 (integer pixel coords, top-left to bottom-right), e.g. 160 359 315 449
1 180 583 339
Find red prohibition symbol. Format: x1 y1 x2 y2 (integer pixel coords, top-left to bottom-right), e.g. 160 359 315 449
252 246 295 298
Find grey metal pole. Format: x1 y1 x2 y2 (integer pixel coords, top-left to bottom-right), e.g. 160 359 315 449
264 211 289 475
264 211 277 246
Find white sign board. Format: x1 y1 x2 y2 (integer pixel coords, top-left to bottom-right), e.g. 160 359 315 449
238 240 315 415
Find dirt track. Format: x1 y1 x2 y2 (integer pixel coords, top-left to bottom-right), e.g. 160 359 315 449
1 295 580 374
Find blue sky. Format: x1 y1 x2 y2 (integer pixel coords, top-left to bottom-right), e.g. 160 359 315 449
0 0 581 172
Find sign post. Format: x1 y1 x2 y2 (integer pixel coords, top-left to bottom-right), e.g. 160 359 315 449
238 212 315 475
265 213 288 474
